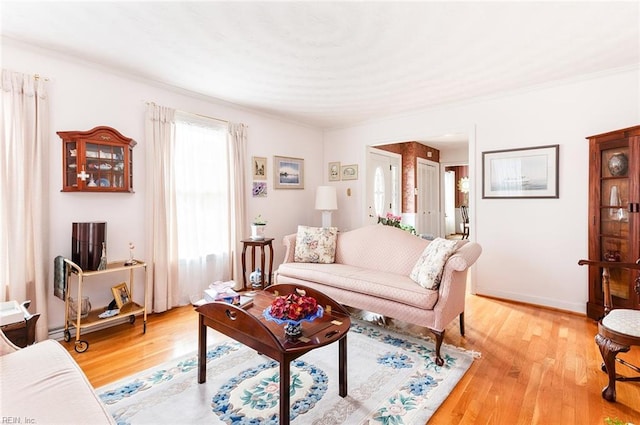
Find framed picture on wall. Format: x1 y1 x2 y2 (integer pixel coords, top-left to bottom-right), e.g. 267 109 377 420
252 181 267 197
274 156 304 189
252 156 267 180
482 145 559 198
328 162 340 181
341 164 358 180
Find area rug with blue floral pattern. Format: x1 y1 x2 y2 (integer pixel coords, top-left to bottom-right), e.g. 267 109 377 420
97 320 478 424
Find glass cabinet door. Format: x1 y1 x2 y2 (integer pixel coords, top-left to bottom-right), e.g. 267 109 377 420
64 141 79 188
600 146 631 301
84 142 126 189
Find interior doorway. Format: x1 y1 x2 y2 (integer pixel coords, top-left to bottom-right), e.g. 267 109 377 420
416 158 440 238
365 147 401 225
366 132 472 240
442 164 469 239
444 170 456 235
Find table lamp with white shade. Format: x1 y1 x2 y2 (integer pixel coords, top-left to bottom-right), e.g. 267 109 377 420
315 186 338 228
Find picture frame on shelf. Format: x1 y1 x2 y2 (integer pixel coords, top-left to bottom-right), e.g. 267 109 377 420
274 156 304 189
341 164 358 180
252 156 267 180
111 282 131 308
328 162 340 181
482 144 559 199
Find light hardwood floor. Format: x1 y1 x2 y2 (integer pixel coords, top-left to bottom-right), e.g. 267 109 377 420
64 294 640 424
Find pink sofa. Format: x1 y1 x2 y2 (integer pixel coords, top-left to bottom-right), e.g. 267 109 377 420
0 330 115 424
275 224 482 365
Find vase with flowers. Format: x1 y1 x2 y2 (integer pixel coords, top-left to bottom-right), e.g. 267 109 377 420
251 215 267 240
263 291 324 339
378 212 417 235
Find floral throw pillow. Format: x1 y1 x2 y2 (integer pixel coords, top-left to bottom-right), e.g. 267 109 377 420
409 237 459 290
294 226 338 264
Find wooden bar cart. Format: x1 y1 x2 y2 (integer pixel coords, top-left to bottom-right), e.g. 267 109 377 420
63 258 148 353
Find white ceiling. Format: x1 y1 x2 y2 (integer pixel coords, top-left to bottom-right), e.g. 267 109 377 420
2 1 639 138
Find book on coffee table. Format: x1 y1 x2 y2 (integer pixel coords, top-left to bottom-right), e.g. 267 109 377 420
192 295 253 309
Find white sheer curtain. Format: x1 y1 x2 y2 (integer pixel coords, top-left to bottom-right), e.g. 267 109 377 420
0 70 49 341
145 104 245 310
174 111 230 303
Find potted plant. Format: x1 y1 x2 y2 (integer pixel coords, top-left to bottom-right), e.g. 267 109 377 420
378 212 417 235
251 215 267 240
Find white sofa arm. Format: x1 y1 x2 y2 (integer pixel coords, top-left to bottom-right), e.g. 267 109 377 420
281 233 297 263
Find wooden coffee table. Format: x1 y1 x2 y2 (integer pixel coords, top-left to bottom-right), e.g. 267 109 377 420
196 283 351 425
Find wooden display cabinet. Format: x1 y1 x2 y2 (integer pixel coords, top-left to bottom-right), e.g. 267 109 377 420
586 125 640 319
57 126 136 192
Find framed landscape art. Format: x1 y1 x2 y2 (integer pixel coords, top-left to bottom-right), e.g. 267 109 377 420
482 145 559 199
274 156 304 189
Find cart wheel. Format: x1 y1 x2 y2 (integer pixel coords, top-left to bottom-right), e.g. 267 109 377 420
63 330 71 342
74 340 89 353
129 315 136 324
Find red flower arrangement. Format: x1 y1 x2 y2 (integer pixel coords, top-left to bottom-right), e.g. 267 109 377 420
268 292 318 321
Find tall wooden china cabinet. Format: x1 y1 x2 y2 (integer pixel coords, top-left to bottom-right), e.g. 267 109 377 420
586 125 640 320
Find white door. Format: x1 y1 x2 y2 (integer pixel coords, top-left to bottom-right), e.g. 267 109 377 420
366 147 401 224
417 159 440 237
444 171 456 235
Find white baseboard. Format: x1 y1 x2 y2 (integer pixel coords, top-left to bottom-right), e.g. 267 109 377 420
475 288 585 315
48 316 132 341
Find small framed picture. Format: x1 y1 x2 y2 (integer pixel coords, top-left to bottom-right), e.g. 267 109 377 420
328 162 341 181
252 156 267 180
274 155 304 189
111 282 131 308
341 164 358 180
252 181 267 197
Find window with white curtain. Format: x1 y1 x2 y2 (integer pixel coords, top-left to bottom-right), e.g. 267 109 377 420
174 112 230 301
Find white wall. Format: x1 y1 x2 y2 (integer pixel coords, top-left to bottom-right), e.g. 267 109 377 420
323 68 640 314
4 38 639 328
440 145 469 164
3 40 324 330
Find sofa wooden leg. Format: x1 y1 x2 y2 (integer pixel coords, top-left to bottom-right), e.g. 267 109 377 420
459 312 465 336
431 329 445 366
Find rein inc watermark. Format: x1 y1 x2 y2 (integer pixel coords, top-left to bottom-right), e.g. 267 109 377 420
1 417 35 424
